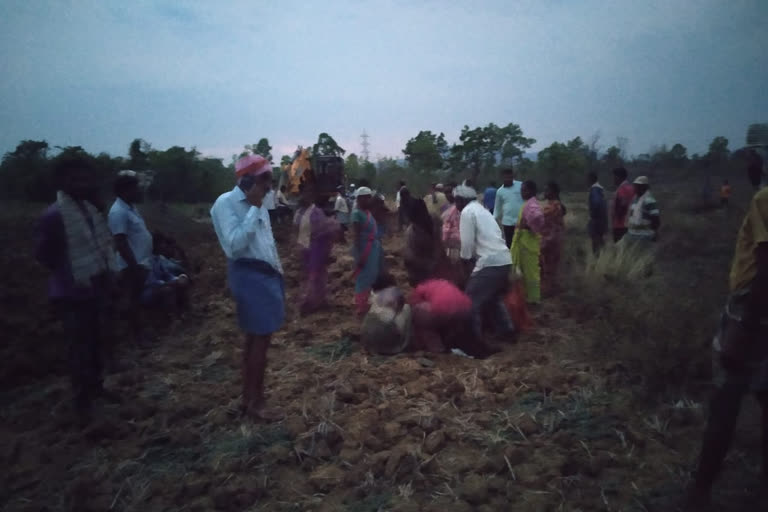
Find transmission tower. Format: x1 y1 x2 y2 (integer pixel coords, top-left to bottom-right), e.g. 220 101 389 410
360 130 370 162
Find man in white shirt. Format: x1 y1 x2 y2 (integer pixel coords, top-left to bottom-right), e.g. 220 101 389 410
455 182 514 340
334 185 351 237
210 154 284 421
109 170 154 344
263 182 277 225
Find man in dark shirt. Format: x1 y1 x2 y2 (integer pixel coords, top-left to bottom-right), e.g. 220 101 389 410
36 155 119 424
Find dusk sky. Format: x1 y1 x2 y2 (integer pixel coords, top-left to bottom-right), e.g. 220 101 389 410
1 0 766 163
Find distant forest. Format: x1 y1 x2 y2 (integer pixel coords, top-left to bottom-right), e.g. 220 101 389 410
0 122 755 204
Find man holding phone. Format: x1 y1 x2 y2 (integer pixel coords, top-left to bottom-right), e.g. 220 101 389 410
210 154 284 421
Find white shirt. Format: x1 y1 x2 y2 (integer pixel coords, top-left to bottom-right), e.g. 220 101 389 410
108 197 153 270
210 186 283 273
459 200 511 272
277 190 288 206
263 189 276 210
335 194 349 213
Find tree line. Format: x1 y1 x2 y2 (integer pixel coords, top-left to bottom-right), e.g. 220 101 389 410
0 123 753 204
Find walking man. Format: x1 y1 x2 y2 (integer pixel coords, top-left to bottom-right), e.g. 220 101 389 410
454 182 514 340
210 154 285 421
36 154 118 424
494 168 524 248
687 149 768 509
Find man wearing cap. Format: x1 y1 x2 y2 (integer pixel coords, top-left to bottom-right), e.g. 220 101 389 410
686 148 768 509
210 154 284 421
108 170 154 344
625 176 660 242
453 182 514 340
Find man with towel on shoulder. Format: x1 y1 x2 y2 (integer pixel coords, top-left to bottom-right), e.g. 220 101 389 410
211 154 284 421
36 154 119 425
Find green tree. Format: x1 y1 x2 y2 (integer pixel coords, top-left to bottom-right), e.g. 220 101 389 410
402 131 449 172
601 145 623 169
128 138 151 170
449 122 535 181
707 136 729 164
668 143 688 167
344 153 361 181
313 132 346 157
536 137 589 189
0 140 51 200
246 138 273 162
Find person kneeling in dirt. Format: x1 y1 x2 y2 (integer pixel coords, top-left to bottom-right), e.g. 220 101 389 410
36 154 120 424
140 233 191 313
361 275 412 355
210 154 284 422
686 148 768 510
409 279 499 358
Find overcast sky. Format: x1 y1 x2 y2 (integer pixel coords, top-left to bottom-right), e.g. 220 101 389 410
1 0 766 163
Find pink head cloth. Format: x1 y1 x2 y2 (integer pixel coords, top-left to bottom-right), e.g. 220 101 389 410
235 154 272 178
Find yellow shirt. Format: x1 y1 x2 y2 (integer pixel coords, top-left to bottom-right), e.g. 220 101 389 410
729 187 768 291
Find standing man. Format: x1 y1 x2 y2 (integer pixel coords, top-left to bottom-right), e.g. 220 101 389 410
454 182 514 340
334 185 351 238
494 168 524 248
587 172 608 253
263 182 277 225
720 179 732 208
396 180 410 231
424 183 448 219
686 149 768 509
36 155 118 424
210 154 284 421
625 176 660 243
611 167 635 243
483 182 497 213
108 170 154 344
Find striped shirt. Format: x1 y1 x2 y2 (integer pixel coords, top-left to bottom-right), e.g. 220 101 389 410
627 191 660 239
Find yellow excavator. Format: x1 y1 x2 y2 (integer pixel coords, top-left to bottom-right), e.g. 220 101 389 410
281 147 345 211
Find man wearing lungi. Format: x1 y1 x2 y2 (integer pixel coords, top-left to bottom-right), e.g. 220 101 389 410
211 154 284 421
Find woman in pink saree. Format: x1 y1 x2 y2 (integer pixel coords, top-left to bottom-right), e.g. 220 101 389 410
294 184 339 315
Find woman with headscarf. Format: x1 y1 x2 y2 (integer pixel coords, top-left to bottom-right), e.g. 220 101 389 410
404 198 442 286
294 183 339 315
351 187 383 315
540 182 567 296
510 180 546 304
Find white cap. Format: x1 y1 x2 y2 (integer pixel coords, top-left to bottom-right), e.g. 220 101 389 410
633 176 649 185
354 186 373 197
453 183 477 199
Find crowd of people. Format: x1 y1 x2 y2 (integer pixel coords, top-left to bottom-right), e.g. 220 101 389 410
33 146 768 508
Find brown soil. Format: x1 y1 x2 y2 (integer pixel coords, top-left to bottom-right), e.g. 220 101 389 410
1 202 765 511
